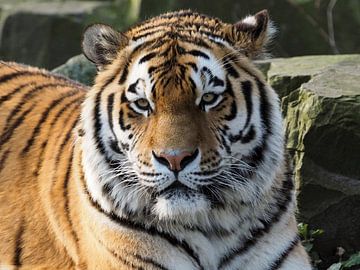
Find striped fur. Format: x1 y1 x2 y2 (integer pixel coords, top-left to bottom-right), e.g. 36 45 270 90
0 10 311 270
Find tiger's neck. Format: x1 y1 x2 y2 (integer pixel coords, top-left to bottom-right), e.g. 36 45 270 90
69 143 294 270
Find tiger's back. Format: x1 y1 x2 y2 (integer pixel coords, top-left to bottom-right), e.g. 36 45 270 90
0 62 86 269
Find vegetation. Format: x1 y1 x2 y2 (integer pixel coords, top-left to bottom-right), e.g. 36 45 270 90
298 223 360 270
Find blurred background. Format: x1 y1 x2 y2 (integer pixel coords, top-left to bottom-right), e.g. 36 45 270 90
0 0 359 69
0 1 359 269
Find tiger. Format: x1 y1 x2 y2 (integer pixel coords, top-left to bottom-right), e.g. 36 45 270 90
0 9 312 270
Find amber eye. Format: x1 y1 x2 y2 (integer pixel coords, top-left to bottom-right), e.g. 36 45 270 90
134 98 150 110
201 93 219 105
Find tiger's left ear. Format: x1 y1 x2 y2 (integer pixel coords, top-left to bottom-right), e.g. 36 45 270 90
228 10 274 58
82 24 128 69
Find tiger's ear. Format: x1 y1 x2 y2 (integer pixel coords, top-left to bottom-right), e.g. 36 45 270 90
82 24 128 69
229 10 274 58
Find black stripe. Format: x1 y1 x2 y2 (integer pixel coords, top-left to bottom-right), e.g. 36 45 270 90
0 149 10 173
119 109 131 131
107 93 115 135
185 50 209 59
96 237 145 270
241 80 253 129
5 83 70 127
128 79 139 94
185 62 198 72
223 56 239 78
139 52 157 64
224 100 237 122
63 146 80 247
268 236 300 270
133 254 169 270
242 80 271 170
0 105 35 150
119 61 130 84
34 101 81 177
218 172 294 268
94 91 107 156
21 91 80 155
79 173 202 269
132 29 163 41
55 118 79 165
0 71 31 84
0 82 31 107
240 124 256 144
13 222 24 266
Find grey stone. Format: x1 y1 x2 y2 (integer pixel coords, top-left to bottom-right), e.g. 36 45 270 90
52 54 96 86
264 54 360 268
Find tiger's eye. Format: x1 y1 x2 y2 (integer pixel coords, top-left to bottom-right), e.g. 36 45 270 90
135 98 150 110
202 93 218 104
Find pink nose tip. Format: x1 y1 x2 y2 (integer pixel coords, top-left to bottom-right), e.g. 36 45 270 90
153 149 199 172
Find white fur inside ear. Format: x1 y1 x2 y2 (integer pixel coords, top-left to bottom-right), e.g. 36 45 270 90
241 15 257 26
153 192 210 221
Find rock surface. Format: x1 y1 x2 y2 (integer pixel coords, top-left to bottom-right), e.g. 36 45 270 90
54 54 360 268
262 54 360 268
53 54 96 86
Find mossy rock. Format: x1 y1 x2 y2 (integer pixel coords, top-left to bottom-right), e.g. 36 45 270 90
264 54 360 268
52 54 96 86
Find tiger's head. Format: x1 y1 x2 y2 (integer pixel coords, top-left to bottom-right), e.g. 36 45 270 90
80 10 284 226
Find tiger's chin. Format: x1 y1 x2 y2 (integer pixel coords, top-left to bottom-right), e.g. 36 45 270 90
153 188 211 221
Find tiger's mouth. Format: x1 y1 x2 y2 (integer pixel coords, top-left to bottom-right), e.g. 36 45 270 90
153 180 210 220
158 180 193 196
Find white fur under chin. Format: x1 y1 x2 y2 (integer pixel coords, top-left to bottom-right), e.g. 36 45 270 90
153 191 210 221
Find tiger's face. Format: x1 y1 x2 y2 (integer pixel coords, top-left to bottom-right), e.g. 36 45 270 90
81 10 283 223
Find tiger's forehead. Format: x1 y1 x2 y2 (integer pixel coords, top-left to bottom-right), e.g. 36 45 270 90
126 10 231 42
125 41 226 101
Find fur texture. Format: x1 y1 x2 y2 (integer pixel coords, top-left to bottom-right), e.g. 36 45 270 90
0 10 311 270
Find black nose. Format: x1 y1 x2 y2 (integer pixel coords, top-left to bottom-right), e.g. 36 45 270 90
152 149 199 172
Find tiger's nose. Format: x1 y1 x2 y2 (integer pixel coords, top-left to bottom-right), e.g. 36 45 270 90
153 149 199 172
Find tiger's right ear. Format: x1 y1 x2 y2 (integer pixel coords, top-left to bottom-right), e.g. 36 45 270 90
82 24 128 69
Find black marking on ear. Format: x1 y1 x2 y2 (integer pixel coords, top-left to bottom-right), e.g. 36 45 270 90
241 80 253 129
139 52 157 64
